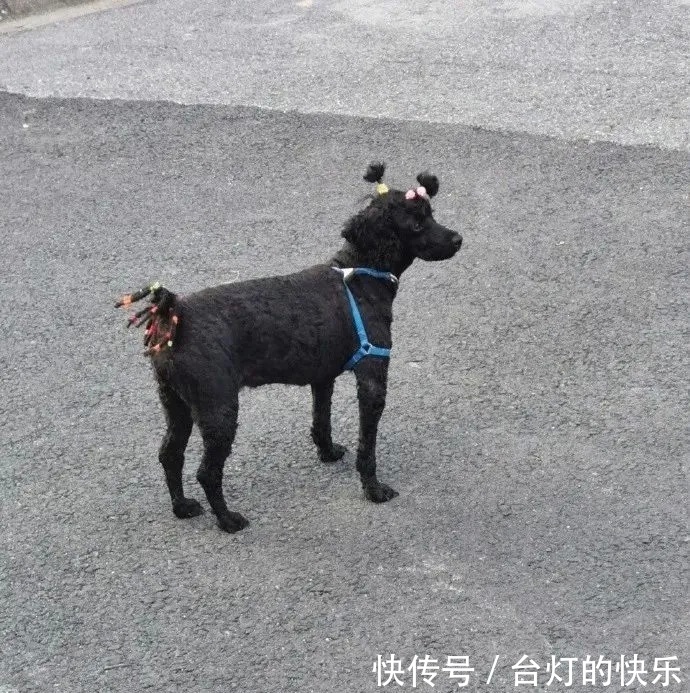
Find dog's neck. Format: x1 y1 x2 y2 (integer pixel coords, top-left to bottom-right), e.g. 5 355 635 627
330 242 414 278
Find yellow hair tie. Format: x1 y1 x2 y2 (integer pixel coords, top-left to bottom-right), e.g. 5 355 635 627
376 183 389 195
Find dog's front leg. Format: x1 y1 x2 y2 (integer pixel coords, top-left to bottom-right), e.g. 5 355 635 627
354 360 399 503
311 380 347 462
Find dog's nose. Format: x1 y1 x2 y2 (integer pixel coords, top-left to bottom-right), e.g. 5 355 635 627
452 233 463 250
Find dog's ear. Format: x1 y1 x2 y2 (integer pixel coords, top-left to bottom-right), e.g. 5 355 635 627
342 205 401 266
364 162 386 183
416 172 439 198
342 205 384 251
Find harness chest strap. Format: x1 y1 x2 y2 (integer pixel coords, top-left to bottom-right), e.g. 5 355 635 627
332 267 398 371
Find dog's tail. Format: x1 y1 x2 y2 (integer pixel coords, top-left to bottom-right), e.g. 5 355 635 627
115 281 179 356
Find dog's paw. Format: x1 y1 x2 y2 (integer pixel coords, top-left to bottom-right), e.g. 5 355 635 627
364 482 399 504
319 443 348 463
217 511 250 533
172 498 204 519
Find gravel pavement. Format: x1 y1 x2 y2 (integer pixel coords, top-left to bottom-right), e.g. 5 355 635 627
0 1 688 691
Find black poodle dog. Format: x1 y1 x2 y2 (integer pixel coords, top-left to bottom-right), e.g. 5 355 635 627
116 163 462 533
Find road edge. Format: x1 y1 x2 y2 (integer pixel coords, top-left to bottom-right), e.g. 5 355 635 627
0 0 143 33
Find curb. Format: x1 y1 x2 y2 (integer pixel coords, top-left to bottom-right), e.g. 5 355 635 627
2 0 88 20
0 0 141 32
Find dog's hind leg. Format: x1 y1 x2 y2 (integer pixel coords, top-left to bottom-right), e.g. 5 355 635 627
311 380 347 463
195 392 249 534
158 383 203 519
354 360 399 503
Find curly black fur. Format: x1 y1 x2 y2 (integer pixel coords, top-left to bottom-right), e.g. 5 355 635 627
416 172 439 198
364 162 386 183
124 163 463 533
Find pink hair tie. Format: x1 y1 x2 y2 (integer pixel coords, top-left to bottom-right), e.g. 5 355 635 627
405 186 428 200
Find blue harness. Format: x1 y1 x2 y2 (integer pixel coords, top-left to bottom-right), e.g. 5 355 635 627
332 267 398 371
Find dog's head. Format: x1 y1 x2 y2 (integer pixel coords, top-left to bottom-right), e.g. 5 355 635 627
342 163 462 272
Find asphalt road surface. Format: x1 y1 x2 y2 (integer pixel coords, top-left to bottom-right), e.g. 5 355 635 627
1 2 688 692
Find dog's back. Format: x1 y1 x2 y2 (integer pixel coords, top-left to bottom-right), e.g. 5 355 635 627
160 265 357 388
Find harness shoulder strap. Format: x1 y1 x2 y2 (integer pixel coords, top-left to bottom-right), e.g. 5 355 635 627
333 267 398 371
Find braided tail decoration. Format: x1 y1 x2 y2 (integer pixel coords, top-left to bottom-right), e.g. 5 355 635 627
115 281 179 356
